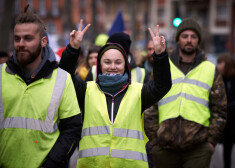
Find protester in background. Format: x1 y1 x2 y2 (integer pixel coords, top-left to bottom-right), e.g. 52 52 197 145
150 18 227 168
0 51 9 64
94 33 109 47
75 45 100 81
217 53 235 168
59 19 171 168
0 7 81 168
140 40 154 77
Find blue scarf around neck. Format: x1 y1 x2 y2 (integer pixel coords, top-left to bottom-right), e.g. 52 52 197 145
98 72 129 96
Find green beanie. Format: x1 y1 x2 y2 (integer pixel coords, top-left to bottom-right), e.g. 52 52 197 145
175 18 202 44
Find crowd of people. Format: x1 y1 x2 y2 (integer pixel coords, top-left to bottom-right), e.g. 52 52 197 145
0 5 235 168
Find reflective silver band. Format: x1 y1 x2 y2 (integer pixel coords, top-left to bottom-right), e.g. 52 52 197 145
81 126 144 140
158 93 181 106
159 92 208 108
172 77 183 85
184 78 211 90
172 77 211 90
135 67 142 83
113 128 144 140
78 147 147 162
0 67 67 133
182 92 209 107
82 126 110 138
92 66 96 81
111 149 147 162
78 147 110 158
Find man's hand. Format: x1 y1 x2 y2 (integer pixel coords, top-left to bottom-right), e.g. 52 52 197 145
148 25 166 54
70 19 91 49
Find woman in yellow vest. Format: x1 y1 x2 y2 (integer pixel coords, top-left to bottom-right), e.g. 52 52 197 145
59 19 172 168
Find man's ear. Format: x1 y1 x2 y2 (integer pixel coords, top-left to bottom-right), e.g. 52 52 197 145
41 36 48 47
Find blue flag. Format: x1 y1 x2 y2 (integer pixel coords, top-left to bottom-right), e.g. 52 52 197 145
108 10 125 36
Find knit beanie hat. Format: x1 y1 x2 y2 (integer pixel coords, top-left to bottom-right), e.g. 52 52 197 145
175 18 202 44
107 32 131 56
99 45 126 58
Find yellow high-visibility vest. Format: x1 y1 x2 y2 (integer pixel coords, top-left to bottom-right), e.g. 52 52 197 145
131 67 146 83
77 81 148 168
0 63 80 168
158 59 215 126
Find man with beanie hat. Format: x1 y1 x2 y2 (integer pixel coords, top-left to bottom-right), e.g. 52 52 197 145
86 32 149 83
148 18 227 168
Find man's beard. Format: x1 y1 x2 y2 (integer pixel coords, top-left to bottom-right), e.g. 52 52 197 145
180 44 196 56
16 42 42 67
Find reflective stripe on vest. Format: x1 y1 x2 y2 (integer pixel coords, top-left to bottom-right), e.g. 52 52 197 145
172 77 211 90
131 67 145 83
80 126 145 160
79 126 147 162
0 65 67 133
159 92 209 108
158 60 215 126
111 149 147 162
91 65 96 81
81 126 144 140
81 126 110 137
79 147 147 162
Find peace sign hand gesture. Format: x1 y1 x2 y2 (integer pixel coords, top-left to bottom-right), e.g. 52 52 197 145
70 19 91 49
148 25 166 54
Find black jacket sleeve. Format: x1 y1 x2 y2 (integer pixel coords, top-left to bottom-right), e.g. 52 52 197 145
141 51 172 112
42 114 82 168
59 44 87 113
85 69 93 81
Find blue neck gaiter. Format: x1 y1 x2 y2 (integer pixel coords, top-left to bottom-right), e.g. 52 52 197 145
98 72 129 96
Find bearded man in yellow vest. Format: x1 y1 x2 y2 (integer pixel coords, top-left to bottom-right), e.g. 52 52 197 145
59 19 172 168
149 18 227 168
0 7 81 168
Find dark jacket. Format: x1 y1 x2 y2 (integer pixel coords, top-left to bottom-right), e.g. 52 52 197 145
222 76 235 143
59 44 172 123
6 45 82 168
146 46 227 150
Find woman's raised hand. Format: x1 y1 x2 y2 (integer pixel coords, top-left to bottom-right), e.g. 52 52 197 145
148 25 166 54
70 19 91 49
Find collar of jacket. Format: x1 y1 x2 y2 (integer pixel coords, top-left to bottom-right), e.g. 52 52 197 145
6 45 58 84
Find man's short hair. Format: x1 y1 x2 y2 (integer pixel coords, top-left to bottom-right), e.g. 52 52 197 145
15 11 46 38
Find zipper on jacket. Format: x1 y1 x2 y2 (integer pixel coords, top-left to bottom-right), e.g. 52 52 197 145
111 97 114 124
96 83 129 124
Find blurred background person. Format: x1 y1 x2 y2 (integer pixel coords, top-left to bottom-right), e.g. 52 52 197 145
141 40 154 77
217 53 235 168
0 51 9 64
75 45 100 81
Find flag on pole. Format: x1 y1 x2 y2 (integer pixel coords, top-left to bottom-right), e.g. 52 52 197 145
108 10 125 36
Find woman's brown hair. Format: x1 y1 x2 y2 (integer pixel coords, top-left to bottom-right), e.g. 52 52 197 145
217 53 235 78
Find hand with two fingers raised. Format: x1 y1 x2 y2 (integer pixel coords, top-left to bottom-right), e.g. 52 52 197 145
148 25 166 55
70 19 91 49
